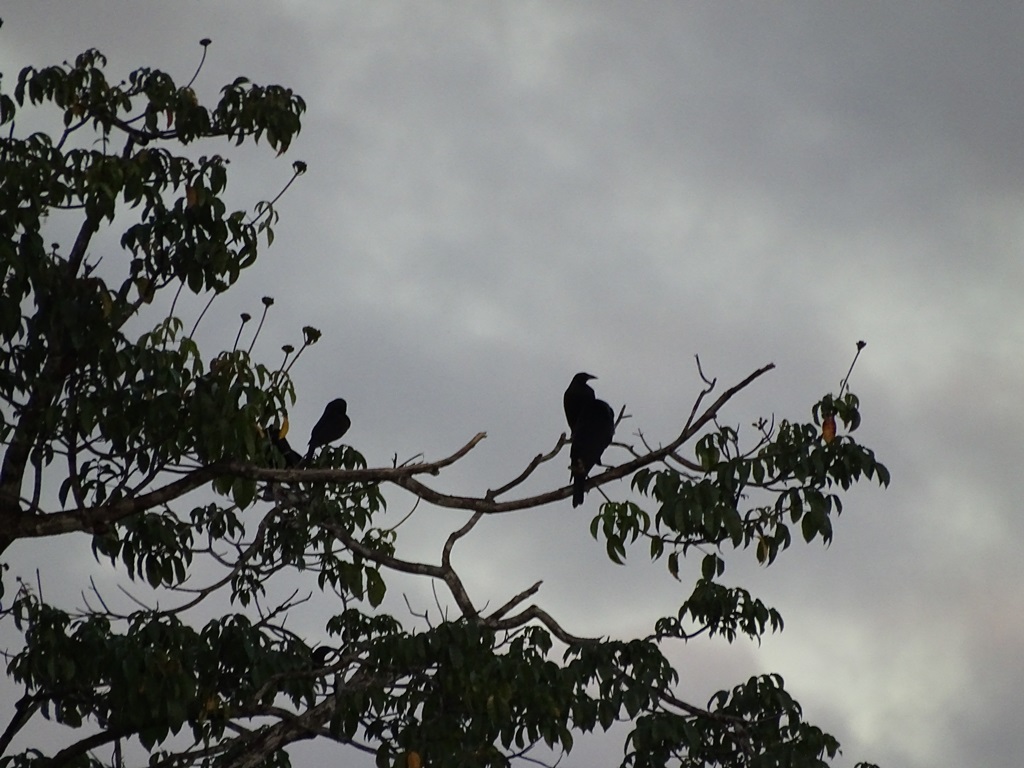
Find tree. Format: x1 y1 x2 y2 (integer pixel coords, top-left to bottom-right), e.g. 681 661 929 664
0 43 890 768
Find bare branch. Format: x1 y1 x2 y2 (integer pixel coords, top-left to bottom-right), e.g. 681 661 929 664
322 516 482 621
488 604 597 645
232 431 487 484
487 433 568 499
442 511 483 569
666 450 705 473
392 364 775 514
487 581 543 622
321 522 445 581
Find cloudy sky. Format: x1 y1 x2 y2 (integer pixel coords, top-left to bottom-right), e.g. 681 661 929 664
3 3 1023 766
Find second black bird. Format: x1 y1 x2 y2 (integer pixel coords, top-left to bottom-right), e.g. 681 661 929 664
269 425 302 468
563 373 615 507
306 398 351 459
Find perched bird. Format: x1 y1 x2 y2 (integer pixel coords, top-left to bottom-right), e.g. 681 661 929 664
268 425 301 468
306 398 351 459
260 421 301 501
563 372 597 435
563 373 615 507
570 398 615 507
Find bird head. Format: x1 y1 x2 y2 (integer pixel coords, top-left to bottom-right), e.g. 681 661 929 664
325 398 347 414
572 372 597 384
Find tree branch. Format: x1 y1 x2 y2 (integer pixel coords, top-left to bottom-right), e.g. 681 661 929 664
0 693 41 756
220 696 337 768
0 223 99 531
8 463 225 540
322 518 481 620
393 364 775 514
3 365 771 549
441 511 483 570
228 432 487 484
487 604 597 645
38 724 135 767
486 434 568 500
2 434 489 545
487 581 542 622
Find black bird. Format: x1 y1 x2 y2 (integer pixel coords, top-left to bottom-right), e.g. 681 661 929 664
563 372 597 435
261 423 302 501
563 373 615 507
570 398 615 507
306 398 351 459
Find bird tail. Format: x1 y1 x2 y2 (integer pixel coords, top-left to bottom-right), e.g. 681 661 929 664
572 475 585 507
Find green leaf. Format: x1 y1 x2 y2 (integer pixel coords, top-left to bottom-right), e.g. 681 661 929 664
231 478 256 510
701 553 717 581
365 568 386 608
667 552 680 581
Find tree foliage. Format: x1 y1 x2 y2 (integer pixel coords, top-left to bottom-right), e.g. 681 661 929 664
0 44 889 768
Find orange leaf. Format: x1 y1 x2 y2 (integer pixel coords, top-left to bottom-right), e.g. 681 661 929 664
756 536 769 565
822 414 836 443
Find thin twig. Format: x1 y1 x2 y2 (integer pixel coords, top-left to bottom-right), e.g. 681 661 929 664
487 434 568 499
838 340 867 397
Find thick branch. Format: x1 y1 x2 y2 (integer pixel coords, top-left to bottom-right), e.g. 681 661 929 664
221 696 336 768
0 694 41 756
0 218 98 529
65 215 99 278
3 434 488 546
38 725 133 768
7 464 225 540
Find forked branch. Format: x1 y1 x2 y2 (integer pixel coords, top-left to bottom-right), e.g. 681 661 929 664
391 363 775 514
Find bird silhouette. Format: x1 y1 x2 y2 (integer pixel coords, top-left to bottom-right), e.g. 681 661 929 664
268 425 301 468
260 422 302 501
306 398 351 460
563 372 597 435
563 373 615 507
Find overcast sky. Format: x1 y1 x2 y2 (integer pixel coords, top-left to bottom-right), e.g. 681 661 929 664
3 3 1023 767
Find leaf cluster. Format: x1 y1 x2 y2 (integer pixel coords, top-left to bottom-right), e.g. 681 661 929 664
595 392 890 589
7 590 319 754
